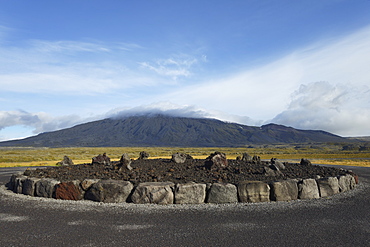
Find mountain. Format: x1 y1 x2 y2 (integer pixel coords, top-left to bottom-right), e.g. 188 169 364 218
0 115 347 147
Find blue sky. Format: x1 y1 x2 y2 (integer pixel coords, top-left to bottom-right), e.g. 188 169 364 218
1 0 370 141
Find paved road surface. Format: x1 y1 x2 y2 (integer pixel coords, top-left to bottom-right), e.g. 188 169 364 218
1 165 369 247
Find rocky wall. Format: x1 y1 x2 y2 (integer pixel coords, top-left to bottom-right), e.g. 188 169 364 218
6 173 357 204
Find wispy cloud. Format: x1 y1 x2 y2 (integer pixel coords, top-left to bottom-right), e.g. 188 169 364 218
139 55 200 80
156 25 370 136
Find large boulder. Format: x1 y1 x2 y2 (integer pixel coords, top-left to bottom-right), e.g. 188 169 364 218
316 177 339 197
85 180 133 203
117 153 133 171
171 153 188 164
131 182 174 204
338 174 356 192
241 153 253 162
57 156 74 166
263 166 283 177
300 158 312 166
22 177 40 196
13 175 27 194
92 153 111 166
7 173 23 192
35 178 59 198
55 182 82 200
174 182 206 204
205 152 228 169
270 179 299 201
270 158 285 170
237 181 270 203
80 179 100 191
206 183 238 203
138 151 149 160
298 179 320 199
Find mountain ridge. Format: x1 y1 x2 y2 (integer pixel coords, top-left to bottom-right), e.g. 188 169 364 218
0 115 347 147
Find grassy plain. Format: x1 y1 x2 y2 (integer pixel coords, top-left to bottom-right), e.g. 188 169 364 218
0 144 369 167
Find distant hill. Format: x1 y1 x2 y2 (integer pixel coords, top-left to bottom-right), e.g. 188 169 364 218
0 115 348 147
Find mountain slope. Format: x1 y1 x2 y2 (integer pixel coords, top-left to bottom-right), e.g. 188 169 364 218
0 115 347 147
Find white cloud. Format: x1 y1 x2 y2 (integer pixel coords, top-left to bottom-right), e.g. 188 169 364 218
139 56 199 80
0 110 83 134
158 25 370 126
271 82 370 136
107 102 261 126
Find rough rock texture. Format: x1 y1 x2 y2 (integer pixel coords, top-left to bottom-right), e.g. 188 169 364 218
131 182 174 204
316 177 340 197
80 179 99 191
241 153 253 162
57 155 74 166
14 175 27 194
270 179 299 201
22 177 40 196
25 158 352 185
55 182 82 200
298 178 320 199
263 166 283 177
138 151 149 160
35 178 59 198
237 181 270 203
206 183 238 203
117 153 132 171
171 153 188 164
174 182 206 204
92 153 111 166
85 180 133 203
205 152 228 169
338 174 356 192
270 158 286 170
300 158 312 166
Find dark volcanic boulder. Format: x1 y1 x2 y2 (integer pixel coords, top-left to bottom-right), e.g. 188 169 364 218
300 158 312 166
117 153 132 171
138 151 149 160
57 156 74 166
92 153 111 166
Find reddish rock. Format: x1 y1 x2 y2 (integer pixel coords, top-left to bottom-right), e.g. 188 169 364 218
55 182 82 200
205 152 228 169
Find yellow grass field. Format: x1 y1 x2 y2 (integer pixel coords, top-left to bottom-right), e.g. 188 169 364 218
0 145 369 167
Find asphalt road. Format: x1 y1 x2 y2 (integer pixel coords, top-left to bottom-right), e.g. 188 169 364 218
1 165 369 247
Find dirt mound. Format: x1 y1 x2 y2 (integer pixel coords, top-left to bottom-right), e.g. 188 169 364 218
26 159 350 186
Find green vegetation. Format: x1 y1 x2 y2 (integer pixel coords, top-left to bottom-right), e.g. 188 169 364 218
0 143 369 167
